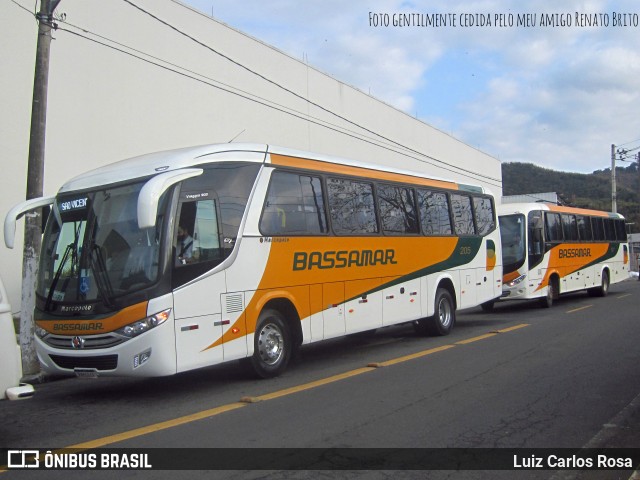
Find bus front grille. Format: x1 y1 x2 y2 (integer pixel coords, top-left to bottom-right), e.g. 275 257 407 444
49 354 118 371
43 334 127 350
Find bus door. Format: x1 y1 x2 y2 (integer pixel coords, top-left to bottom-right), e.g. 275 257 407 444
172 190 227 372
528 211 546 295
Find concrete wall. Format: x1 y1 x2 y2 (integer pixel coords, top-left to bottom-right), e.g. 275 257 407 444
1 0 501 308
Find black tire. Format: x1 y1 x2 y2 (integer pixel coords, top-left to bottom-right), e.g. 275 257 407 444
414 288 456 336
480 300 495 312
250 309 292 379
588 270 610 297
539 277 557 308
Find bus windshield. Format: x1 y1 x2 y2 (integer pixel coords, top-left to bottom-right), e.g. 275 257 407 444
500 214 526 274
37 181 167 311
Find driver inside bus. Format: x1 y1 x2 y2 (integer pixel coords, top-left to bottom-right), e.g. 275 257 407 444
176 225 194 265
503 232 522 262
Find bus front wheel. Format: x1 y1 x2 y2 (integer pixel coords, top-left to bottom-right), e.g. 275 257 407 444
539 277 558 308
250 309 292 378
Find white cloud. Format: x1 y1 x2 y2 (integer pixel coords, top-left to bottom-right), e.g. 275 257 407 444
461 35 640 172
186 0 640 173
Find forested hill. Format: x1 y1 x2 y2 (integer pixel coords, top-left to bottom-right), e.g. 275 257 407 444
502 162 639 232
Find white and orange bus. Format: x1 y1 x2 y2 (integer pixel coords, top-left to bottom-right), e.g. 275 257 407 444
5 144 501 378
494 202 629 309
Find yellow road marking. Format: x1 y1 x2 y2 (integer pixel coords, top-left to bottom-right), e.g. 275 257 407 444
371 344 456 367
242 367 376 403
567 305 593 314
68 402 247 450
493 323 530 333
0 402 247 473
456 333 497 344
617 293 632 299
0 323 531 458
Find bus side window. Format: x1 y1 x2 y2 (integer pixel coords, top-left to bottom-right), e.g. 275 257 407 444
592 217 605 241
450 194 476 235
615 219 627 240
544 213 562 242
603 219 615 241
327 178 378 235
417 190 452 236
561 214 579 241
260 172 327 236
378 184 418 234
576 215 593 241
472 196 495 236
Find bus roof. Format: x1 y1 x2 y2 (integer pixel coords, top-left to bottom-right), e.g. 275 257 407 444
58 143 485 194
498 202 624 219
59 144 268 193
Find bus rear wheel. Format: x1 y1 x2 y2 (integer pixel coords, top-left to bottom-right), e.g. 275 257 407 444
414 288 455 336
588 270 610 297
250 309 292 378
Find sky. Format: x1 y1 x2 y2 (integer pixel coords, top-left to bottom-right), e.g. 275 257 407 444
181 0 640 174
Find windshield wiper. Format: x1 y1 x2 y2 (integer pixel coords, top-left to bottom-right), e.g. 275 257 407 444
90 244 117 309
45 243 73 311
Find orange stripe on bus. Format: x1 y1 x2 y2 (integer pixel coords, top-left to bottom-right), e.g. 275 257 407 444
36 301 149 335
203 236 460 351
546 205 615 218
503 270 521 283
270 153 460 191
534 243 611 292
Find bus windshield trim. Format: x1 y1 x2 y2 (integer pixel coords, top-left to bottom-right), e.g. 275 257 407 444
137 168 203 229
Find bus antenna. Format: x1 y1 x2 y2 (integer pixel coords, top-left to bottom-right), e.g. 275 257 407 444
228 129 246 143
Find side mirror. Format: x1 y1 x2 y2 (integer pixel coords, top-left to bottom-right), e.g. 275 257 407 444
4 196 56 249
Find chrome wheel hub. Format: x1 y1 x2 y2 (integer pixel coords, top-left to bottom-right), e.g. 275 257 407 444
258 323 284 365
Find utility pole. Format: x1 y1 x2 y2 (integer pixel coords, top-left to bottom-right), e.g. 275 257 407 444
611 143 617 213
21 0 62 376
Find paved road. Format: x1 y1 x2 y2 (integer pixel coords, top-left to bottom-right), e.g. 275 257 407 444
1 279 639 479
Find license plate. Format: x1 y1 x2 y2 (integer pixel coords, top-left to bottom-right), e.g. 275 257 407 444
74 369 99 378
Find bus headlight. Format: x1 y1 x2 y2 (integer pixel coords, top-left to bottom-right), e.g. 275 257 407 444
35 326 49 339
116 309 171 338
507 274 526 287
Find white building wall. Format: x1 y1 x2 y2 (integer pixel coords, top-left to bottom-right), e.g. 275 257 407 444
1 0 501 308
502 192 558 204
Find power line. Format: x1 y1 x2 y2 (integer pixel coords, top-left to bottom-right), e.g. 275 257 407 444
11 0 502 188
120 0 502 187
9 0 31 14
55 26 501 188
617 145 640 161
57 16 414 157
55 22 503 190
617 138 640 147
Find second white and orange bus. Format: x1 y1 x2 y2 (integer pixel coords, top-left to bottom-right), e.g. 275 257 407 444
493 202 629 309
5 144 501 378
